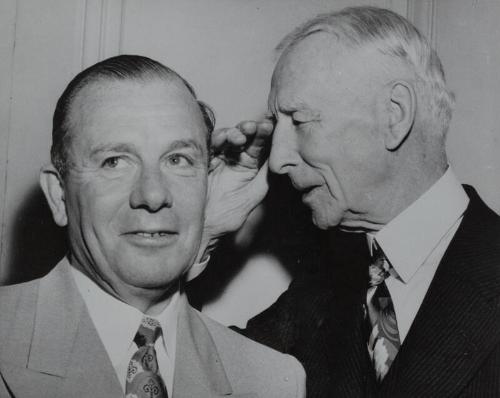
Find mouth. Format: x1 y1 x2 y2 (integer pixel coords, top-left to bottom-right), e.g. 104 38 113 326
301 186 319 202
131 231 173 238
291 182 321 202
122 230 178 247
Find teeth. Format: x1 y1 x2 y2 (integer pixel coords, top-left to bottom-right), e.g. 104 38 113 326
136 232 168 237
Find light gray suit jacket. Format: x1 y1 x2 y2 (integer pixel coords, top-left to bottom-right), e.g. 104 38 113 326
0 259 305 398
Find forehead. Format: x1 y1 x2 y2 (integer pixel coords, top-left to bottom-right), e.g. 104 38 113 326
269 33 378 110
68 77 207 146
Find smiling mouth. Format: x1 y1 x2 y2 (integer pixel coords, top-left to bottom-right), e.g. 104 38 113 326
133 231 173 238
123 230 178 246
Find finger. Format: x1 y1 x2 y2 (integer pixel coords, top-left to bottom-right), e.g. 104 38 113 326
227 128 247 146
211 127 247 159
249 160 270 202
255 119 274 139
211 128 230 148
258 118 274 133
236 120 258 136
208 156 223 172
244 120 273 159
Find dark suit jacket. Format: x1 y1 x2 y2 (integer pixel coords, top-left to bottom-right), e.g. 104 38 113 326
240 186 500 397
0 259 305 398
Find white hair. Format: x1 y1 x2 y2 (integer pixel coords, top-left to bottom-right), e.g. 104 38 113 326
277 6 455 137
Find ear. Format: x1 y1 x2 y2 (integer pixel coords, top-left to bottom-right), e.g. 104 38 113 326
40 164 68 227
385 80 416 150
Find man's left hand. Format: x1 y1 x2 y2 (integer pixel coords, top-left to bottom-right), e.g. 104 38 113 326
196 119 273 262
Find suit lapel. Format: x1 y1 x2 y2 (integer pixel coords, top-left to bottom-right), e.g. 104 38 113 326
381 190 500 397
315 235 376 397
321 294 374 397
8 259 123 397
27 259 84 376
173 296 234 397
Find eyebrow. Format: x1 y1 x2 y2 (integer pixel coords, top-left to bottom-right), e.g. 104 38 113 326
168 139 205 154
90 143 134 157
268 103 320 120
89 139 206 157
269 95 312 114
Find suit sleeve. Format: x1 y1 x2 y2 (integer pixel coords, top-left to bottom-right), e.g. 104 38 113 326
233 281 306 354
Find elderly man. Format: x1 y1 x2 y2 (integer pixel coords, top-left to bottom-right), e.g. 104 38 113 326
0 55 305 398
214 6 500 397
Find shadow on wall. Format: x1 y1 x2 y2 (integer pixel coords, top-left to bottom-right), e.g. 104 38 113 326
3 184 67 285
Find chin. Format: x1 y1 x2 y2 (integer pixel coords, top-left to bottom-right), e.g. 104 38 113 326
307 198 345 230
119 260 186 289
311 211 341 230
127 274 180 291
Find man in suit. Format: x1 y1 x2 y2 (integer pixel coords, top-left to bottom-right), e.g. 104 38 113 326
0 55 305 398
213 6 500 397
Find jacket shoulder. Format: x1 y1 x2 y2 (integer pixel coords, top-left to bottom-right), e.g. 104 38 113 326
454 186 500 301
0 278 41 370
199 311 305 398
0 278 39 323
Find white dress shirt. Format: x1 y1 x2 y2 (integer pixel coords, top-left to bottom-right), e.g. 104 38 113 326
71 266 179 396
367 168 469 343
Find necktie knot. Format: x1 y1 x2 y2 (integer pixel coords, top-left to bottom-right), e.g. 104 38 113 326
134 317 162 347
127 316 168 397
368 242 390 287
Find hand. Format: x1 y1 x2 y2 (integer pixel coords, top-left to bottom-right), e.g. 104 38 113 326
197 119 273 261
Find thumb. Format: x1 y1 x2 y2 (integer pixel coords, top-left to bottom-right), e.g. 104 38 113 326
248 160 270 203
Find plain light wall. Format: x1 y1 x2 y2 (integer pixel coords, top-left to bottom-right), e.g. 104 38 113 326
436 0 500 212
0 0 499 326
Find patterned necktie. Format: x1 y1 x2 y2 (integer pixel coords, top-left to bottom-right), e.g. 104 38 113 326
126 317 168 398
365 241 400 381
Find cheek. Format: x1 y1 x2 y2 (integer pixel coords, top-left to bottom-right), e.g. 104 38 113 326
68 180 130 236
298 131 332 166
172 177 207 223
299 132 342 184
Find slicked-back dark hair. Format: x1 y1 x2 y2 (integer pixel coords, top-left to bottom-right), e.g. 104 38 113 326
51 54 215 177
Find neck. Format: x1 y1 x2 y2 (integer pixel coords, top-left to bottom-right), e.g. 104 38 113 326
118 283 180 315
69 254 180 314
379 159 448 227
340 159 448 234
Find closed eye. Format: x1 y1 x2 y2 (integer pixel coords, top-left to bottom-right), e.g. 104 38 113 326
292 111 318 126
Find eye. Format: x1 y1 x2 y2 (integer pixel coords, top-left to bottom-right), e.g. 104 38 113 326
101 156 125 169
167 153 192 167
292 111 318 127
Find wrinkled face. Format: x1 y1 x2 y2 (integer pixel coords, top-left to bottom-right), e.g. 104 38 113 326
268 33 390 230
61 78 208 296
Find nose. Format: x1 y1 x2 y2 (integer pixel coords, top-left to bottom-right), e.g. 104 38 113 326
129 167 173 212
269 120 299 174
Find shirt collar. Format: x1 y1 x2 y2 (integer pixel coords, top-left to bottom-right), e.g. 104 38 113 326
370 168 469 283
70 265 179 367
